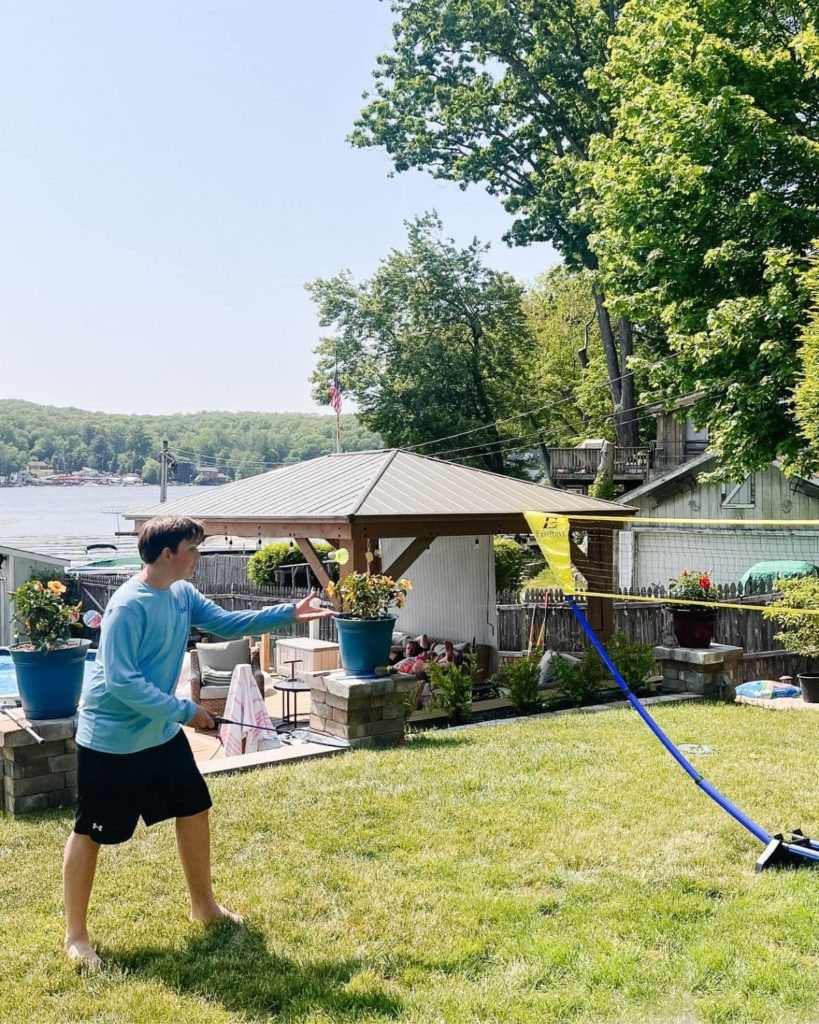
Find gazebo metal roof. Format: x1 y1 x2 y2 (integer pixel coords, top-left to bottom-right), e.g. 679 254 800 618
127 449 632 638
128 448 631 538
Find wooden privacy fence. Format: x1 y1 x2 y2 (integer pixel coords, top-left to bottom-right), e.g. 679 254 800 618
497 583 801 684
77 564 801 676
76 558 337 643
497 581 785 654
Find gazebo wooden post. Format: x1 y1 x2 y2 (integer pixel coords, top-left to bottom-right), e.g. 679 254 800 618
586 527 615 641
338 526 369 577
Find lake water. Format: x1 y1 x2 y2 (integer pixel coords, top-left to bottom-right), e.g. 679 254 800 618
0 484 202 562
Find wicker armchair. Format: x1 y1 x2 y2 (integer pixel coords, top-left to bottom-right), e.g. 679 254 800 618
189 638 265 715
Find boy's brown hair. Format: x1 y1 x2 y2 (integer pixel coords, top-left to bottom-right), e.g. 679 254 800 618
137 516 205 564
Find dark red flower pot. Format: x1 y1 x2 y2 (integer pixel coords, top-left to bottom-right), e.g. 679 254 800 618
671 608 717 648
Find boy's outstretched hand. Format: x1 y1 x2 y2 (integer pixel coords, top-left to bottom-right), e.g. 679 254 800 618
293 592 337 621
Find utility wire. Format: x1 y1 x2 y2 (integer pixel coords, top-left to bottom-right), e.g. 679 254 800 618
430 382 726 461
399 367 643 452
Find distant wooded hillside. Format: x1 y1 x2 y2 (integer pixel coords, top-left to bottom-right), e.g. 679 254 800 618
0 400 380 482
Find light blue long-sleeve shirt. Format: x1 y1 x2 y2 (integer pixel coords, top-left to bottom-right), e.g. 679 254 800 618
77 577 296 753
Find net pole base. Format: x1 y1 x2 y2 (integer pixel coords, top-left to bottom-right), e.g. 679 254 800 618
755 832 819 872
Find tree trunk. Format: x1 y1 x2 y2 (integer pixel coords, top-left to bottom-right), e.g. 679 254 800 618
468 327 506 474
592 285 639 447
528 415 551 477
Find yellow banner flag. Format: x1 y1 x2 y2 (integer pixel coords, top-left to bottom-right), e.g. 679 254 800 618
524 512 575 594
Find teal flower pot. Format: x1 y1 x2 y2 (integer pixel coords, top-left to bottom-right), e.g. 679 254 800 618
334 616 396 677
10 639 91 720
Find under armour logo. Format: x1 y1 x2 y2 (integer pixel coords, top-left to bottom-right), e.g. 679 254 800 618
91 823 104 832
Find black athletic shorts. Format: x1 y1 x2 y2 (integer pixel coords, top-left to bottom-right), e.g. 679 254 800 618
74 729 212 845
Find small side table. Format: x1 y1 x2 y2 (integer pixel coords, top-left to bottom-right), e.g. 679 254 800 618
274 678 311 731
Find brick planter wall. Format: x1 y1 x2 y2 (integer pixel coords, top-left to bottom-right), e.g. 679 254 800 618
309 672 417 748
1 715 78 815
654 643 744 696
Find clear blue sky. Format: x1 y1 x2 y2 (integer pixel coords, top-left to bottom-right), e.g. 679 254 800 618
1 1 558 416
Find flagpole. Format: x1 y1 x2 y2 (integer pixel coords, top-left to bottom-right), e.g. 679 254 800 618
333 352 341 453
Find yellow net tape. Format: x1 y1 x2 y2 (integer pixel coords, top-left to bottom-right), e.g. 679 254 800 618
564 514 819 527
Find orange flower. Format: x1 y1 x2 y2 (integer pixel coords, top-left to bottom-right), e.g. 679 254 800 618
47 580 67 594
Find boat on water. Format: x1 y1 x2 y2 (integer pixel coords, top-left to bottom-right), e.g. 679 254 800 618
65 543 142 576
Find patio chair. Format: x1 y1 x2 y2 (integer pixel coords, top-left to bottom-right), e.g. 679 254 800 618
189 638 265 716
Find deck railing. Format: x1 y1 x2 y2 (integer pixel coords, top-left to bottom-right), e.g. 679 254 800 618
547 445 650 479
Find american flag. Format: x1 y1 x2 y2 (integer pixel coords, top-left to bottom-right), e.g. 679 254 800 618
329 373 342 415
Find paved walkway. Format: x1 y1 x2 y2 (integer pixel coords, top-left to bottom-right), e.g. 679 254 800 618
185 675 313 763
735 694 819 712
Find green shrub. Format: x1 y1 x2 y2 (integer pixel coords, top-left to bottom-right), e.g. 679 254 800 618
588 472 617 500
606 632 656 693
428 653 476 723
248 540 333 587
549 649 605 707
494 537 527 592
496 649 543 713
764 575 819 655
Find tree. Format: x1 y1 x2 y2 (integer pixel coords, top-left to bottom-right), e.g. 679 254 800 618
351 0 641 446
524 267 624 451
794 253 819 462
308 214 540 474
586 0 819 478
141 457 161 484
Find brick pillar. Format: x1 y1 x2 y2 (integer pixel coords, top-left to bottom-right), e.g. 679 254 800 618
654 643 744 697
308 671 417 748
1 715 78 815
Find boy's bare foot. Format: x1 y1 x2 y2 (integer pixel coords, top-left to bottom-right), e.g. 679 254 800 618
65 938 102 970
190 902 244 926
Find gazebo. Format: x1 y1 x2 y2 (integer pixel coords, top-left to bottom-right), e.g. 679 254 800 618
128 449 634 642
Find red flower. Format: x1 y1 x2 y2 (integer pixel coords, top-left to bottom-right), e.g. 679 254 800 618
699 576 711 588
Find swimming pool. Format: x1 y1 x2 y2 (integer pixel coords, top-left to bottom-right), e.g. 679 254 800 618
0 649 97 698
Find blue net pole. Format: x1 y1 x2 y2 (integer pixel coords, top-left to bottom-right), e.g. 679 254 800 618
567 596 772 846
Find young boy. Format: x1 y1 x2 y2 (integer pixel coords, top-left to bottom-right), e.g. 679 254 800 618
63 515 333 968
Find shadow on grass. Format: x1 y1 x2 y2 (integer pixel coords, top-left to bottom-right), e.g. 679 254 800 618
107 921 404 1020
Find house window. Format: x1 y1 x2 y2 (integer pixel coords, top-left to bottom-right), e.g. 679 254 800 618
721 475 755 509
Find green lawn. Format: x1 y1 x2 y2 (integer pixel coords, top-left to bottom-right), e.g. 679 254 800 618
3 702 819 1024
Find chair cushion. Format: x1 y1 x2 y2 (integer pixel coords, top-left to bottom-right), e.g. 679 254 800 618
201 668 235 686
196 639 250 672
199 684 230 699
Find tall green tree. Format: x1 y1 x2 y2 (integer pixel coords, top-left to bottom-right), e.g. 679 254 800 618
524 267 622 449
587 0 819 477
351 0 641 446
308 214 540 474
795 252 819 459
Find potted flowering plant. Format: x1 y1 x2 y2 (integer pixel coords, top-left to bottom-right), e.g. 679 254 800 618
668 569 718 648
9 579 90 719
325 572 411 676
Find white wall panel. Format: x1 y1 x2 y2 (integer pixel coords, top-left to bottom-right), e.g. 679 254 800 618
381 535 498 648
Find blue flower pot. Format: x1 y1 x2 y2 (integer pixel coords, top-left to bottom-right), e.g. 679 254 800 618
333 616 396 677
10 639 91 720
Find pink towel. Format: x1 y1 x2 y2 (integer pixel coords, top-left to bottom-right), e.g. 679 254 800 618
219 664 279 756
